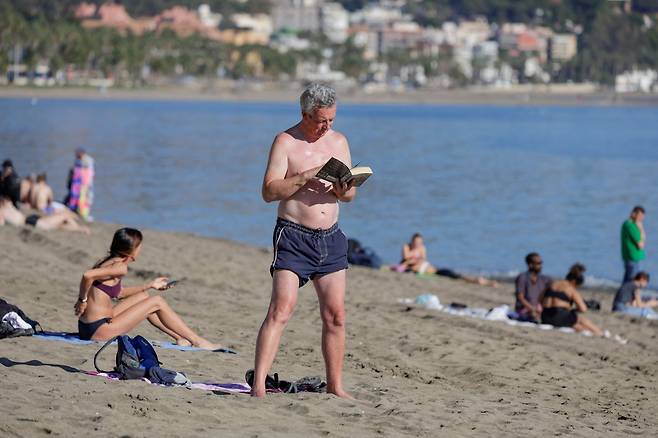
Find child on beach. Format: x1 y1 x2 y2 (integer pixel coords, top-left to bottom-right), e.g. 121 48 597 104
74 227 220 349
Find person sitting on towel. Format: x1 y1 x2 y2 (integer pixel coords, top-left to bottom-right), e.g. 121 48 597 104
612 271 657 318
540 263 604 336
74 227 221 349
398 233 497 286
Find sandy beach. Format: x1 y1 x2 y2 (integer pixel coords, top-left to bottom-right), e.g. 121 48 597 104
2 85 658 106
1 222 657 437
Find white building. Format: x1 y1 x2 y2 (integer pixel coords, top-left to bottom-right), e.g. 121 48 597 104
231 13 273 40
349 3 410 27
198 4 221 28
615 69 657 93
321 3 349 43
271 0 322 33
550 34 577 61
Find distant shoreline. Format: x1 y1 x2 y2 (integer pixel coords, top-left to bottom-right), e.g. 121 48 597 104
2 85 658 106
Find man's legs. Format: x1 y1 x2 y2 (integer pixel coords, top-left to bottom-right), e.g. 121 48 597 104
313 269 352 399
623 260 639 283
251 269 299 397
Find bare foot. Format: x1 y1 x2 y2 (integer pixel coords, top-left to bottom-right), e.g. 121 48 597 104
327 387 355 400
194 339 224 350
176 338 192 347
477 277 499 288
250 386 266 397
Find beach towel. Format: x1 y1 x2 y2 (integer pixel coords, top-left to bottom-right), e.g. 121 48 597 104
66 155 94 220
399 295 627 344
87 371 277 395
33 331 237 353
87 371 323 395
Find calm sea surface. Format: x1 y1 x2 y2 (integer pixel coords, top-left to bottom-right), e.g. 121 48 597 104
1 97 656 287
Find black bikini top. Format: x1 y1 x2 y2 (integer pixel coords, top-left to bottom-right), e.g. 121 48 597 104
544 289 573 305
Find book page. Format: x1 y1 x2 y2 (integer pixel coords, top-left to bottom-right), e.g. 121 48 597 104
316 157 351 183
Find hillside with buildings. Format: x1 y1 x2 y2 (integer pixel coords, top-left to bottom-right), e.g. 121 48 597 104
2 0 658 93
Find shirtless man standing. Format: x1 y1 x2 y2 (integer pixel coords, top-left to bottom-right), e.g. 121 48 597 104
251 84 356 398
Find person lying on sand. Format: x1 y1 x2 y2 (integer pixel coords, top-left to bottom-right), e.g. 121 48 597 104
540 263 605 337
398 233 498 287
0 196 90 234
74 227 220 350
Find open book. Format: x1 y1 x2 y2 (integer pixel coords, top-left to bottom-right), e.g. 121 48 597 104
315 157 373 187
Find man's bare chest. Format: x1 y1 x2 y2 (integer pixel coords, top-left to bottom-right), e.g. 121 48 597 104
287 142 345 175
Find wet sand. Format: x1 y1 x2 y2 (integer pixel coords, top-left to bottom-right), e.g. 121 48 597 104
1 222 657 437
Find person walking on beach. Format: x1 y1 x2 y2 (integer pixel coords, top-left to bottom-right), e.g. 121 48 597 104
514 252 552 322
252 84 355 398
621 206 646 283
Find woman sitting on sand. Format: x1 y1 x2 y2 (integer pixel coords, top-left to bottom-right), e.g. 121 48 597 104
398 233 497 287
541 263 604 337
74 227 219 349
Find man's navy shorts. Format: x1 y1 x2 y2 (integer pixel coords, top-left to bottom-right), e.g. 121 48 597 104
270 217 348 287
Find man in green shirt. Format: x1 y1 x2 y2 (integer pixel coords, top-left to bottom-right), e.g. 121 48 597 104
621 205 646 282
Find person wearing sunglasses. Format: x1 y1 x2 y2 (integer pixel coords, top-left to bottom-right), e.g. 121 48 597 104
514 252 552 322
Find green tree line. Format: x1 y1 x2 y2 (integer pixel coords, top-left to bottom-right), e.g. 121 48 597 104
2 0 658 85
0 0 300 83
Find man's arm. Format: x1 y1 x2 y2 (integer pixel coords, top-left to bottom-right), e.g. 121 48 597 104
515 275 535 315
637 221 646 249
261 134 321 203
572 290 588 313
626 221 645 249
630 289 643 307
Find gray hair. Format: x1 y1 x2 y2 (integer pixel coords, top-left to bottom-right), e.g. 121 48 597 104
300 83 336 115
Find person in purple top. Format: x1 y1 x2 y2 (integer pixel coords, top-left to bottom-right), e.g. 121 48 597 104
74 227 221 348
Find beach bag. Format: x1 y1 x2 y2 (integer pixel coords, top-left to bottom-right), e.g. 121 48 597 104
347 238 383 269
0 298 43 339
94 335 188 385
585 299 601 311
94 335 161 380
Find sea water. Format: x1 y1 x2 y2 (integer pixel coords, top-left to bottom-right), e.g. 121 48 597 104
1 97 656 287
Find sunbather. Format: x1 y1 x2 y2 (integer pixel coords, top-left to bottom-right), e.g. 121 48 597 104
398 233 497 286
0 196 90 233
74 227 220 349
540 263 604 336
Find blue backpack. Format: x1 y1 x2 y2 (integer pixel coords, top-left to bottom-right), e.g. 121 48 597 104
94 335 160 380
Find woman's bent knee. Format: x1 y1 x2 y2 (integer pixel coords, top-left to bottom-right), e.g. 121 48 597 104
149 295 169 309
